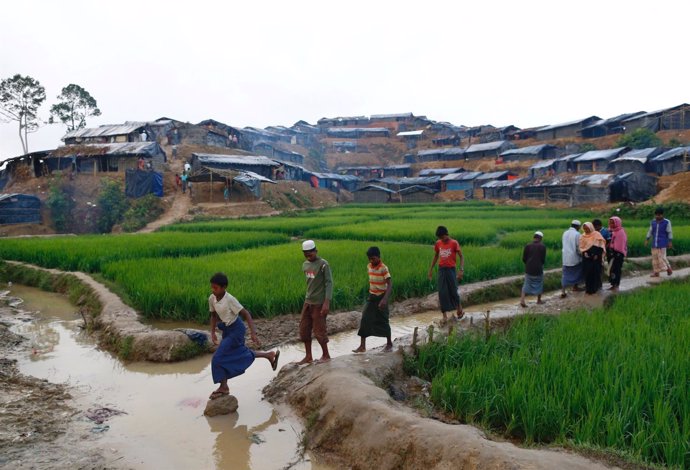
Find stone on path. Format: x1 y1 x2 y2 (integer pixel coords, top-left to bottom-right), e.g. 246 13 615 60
204 395 238 417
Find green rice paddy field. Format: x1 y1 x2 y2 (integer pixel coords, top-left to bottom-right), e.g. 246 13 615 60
1 202 688 321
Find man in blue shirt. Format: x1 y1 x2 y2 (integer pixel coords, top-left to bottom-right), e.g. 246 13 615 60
645 207 673 277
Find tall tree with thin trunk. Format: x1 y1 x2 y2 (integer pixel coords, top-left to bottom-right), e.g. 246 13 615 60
0 74 46 155
49 84 101 132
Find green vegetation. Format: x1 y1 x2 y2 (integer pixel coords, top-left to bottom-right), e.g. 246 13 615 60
405 280 690 468
97 178 129 233
0 231 289 272
1 203 688 321
122 194 165 232
616 128 662 149
45 177 75 232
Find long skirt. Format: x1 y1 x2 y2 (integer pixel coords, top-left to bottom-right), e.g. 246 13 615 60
651 248 671 274
211 319 255 384
357 294 391 338
608 250 625 287
522 274 544 295
561 263 583 287
438 267 461 313
582 256 603 294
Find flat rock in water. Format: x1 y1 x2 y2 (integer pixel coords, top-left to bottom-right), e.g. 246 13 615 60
204 394 238 417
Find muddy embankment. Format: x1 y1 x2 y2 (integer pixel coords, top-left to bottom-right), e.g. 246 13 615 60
264 261 690 470
1 261 204 362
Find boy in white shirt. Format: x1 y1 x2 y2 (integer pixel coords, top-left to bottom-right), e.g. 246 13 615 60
209 272 280 399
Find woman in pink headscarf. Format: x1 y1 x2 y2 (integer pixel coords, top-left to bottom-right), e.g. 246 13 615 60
579 222 607 294
608 216 628 291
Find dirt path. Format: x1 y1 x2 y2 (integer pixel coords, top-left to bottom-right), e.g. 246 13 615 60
264 265 690 470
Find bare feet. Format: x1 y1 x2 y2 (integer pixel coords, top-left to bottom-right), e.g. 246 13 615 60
572 286 583 292
560 292 567 299
650 273 660 278
295 357 313 365
315 356 331 364
537 300 545 305
209 387 229 399
608 286 619 291
667 268 673 276
456 309 464 320
383 344 393 352
352 347 366 353
520 302 528 308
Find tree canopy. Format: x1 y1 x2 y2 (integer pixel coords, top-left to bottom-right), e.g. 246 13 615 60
50 83 101 132
616 128 662 149
0 74 46 154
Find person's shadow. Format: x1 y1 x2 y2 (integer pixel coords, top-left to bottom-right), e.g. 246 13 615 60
206 409 279 469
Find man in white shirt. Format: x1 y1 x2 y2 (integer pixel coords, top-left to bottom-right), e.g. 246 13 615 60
561 220 583 298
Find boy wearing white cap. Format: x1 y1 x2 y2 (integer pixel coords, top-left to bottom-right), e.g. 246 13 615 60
520 231 547 307
561 220 583 298
298 240 333 364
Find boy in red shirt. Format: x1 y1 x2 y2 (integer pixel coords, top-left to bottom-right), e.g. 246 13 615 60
427 226 464 322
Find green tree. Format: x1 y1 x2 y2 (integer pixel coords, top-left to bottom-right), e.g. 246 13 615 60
49 84 101 132
46 177 75 232
616 128 662 149
96 179 129 233
0 74 46 154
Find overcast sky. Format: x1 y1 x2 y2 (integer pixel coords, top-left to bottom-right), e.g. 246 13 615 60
1 0 688 159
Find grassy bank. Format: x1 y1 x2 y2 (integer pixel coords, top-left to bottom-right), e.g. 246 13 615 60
405 279 690 468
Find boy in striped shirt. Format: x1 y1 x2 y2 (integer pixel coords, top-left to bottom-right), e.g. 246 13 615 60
353 246 393 353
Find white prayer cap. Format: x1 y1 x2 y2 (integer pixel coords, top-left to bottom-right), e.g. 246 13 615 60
302 240 316 251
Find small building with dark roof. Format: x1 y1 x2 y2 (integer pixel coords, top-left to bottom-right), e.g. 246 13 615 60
440 171 482 195
499 144 560 162
609 172 658 202
432 135 461 147
528 159 558 178
515 174 616 205
47 142 167 174
481 177 526 200
473 171 517 191
477 125 520 143
648 146 690 176
621 104 690 132
418 167 465 177
317 116 370 127
464 141 515 160
572 147 629 172
580 112 646 138
397 185 438 203
190 153 279 180
353 184 396 203
609 147 665 174
535 116 601 140
417 147 465 162
553 153 582 173
326 127 390 138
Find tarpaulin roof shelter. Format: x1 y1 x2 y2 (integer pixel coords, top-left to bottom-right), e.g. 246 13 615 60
0 193 41 224
648 146 690 175
440 171 483 182
62 122 146 141
499 144 559 161
189 166 276 198
573 147 629 162
52 141 165 157
609 172 658 202
610 147 662 163
418 168 464 176
396 130 424 137
125 169 164 198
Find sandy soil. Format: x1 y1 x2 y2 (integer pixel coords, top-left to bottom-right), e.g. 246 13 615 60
0 297 116 469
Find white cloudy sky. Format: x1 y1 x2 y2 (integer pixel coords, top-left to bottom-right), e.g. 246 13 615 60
1 0 688 159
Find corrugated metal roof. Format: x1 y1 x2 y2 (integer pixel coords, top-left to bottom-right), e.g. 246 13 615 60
373 176 440 185
519 173 614 188
193 153 279 167
611 147 661 163
310 172 361 182
573 147 627 162
396 130 424 137
574 174 616 186
581 111 646 130
537 116 601 132
500 144 551 156
63 123 146 140
556 152 583 162
418 168 464 176
53 142 163 156
327 127 389 133
465 141 509 153
354 184 396 193
417 147 465 157
622 103 690 121
398 185 438 194
481 178 525 189
371 113 413 119
475 171 510 180
529 159 558 170
651 146 690 162
441 171 482 181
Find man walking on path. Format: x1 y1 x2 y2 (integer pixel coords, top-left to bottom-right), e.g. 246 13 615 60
561 220 583 298
353 246 393 353
520 231 546 307
428 225 464 322
645 207 673 277
297 240 333 364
